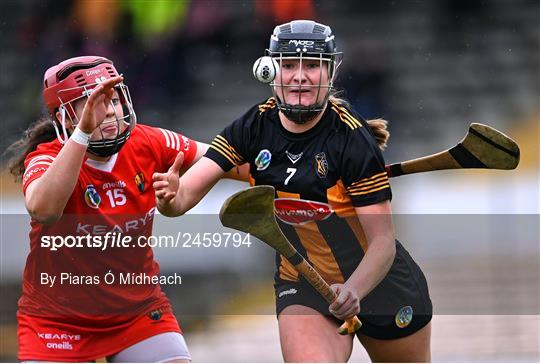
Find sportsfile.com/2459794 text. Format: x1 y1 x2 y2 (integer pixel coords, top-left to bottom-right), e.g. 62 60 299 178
40 232 253 251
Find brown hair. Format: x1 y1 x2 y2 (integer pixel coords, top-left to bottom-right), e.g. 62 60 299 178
6 117 57 182
329 95 389 150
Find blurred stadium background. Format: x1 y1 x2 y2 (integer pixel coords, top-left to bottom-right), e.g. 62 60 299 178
0 0 538 362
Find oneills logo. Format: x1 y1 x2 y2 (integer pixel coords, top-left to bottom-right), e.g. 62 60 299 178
274 198 333 225
278 288 298 298
38 332 81 351
315 152 328 178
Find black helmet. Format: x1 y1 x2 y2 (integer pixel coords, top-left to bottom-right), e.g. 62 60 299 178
266 20 342 124
268 20 337 58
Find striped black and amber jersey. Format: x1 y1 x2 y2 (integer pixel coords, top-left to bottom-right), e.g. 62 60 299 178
205 98 392 285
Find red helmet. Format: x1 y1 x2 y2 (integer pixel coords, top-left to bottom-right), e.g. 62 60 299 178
43 56 137 157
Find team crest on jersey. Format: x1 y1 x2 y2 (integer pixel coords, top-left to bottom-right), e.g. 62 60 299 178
255 149 272 171
274 198 333 225
315 152 328 178
134 172 145 193
395 306 413 328
84 184 101 209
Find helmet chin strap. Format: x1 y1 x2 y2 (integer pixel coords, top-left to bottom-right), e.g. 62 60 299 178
87 128 131 157
279 102 325 124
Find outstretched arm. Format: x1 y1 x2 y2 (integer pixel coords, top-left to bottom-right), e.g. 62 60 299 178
224 163 250 182
182 141 249 182
153 154 226 217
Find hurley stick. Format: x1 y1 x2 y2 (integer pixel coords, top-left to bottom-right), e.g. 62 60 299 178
219 185 361 335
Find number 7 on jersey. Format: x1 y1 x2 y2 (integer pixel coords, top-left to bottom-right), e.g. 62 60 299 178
284 168 296 185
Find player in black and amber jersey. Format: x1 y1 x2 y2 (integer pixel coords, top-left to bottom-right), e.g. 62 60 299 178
154 20 432 362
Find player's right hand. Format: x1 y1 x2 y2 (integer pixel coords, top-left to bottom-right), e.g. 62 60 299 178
152 152 184 216
329 283 361 320
78 76 123 134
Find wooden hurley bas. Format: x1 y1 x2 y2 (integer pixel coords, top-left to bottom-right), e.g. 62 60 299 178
386 123 520 177
219 185 362 335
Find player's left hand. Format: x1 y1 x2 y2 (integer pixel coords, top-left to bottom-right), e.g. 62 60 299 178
79 76 123 134
152 152 184 215
329 283 361 320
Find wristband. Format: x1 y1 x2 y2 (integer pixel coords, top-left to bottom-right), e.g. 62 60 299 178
70 127 93 146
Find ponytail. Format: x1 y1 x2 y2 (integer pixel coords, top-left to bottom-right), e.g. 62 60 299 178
328 95 390 150
6 118 57 182
365 118 389 150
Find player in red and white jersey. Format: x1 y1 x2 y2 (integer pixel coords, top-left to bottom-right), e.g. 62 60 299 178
8 56 207 362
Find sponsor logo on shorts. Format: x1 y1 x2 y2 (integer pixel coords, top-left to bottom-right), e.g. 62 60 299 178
38 333 81 341
274 198 333 225
395 305 413 328
255 149 272 171
46 341 73 350
278 288 298 298
38 332 81 351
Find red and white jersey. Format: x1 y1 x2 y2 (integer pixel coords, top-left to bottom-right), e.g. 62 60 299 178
19 124 197 324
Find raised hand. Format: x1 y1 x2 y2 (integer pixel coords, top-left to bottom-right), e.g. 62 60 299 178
78 76 124 134
152 152 184 216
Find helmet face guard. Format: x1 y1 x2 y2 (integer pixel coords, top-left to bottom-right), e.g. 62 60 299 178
43 56 137 157
266 20 343 124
